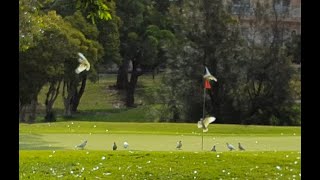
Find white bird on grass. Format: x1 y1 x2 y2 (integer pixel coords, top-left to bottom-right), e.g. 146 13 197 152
226 143 235 151
176 141 182 150
75 140 87 150
238 142 245 151
75 52 90 74
197 116 216 132
123 141 129 149
203 66 217 82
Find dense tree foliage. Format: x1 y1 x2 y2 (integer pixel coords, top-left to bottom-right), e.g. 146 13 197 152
19 0 300 125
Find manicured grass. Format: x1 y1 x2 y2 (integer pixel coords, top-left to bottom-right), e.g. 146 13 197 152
19 121 301 136
19 122 301 179
19 122 301 151
19 133 300 151
19 150 301 179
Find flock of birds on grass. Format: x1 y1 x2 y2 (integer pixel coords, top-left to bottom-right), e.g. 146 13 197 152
75 140 129 151
75 140 246 152
176 141 246 152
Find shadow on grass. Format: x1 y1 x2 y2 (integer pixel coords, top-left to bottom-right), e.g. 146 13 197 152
19 134 65 150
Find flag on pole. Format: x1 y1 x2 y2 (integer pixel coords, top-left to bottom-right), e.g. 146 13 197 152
204 79 211 89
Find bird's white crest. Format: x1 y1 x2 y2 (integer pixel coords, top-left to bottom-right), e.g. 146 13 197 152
197 116 216 132
75 52 90 74
203 66 217 82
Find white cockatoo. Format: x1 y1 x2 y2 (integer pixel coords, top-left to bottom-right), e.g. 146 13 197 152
226 143 235 151
75 140 87 149
197 116 216 132
203 66 217 82
75 52 90 74
176 141 182 150
123 141 129 149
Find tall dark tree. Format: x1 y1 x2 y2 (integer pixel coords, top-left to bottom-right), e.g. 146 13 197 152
116 0 175 107
62 11 104 116
161 0 243 123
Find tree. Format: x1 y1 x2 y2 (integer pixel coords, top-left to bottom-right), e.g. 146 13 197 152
41 0 112 23
160 0 243 123
77 0 112 23
233 1 298 125
116 0 175 107
19 0 45 52
19 10 103 122
96 0 122 73
62 11 104 116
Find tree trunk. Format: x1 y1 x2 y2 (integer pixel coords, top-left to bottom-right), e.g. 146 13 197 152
62 80 75 117
71 75 87 113
19 105 27 123
116 59 129 89
45 80 61 121
27 98 37 123
126 60 143 107
126 73 138 107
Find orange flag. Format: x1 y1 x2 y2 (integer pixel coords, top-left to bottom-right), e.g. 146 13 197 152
204 79 211 89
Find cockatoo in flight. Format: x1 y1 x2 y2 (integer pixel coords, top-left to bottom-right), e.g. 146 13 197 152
197 116 216 132
75 52 90 74
203 66 217 82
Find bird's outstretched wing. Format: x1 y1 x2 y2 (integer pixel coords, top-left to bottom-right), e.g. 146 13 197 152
203 117 216 126
197 116 216 132
78 52 87 62
75 53 90 74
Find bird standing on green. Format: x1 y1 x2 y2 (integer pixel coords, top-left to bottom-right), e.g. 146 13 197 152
211 145 216 152
238 142 245 151
113 142 117 150
226 143 235 151
176 141 182 150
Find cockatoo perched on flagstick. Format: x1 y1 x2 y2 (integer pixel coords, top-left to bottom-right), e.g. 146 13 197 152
75 52 90 74
203 66 217 82
197 116 216 132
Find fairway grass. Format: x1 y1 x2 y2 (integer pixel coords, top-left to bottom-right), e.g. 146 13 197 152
19 122 301 179
19 133 300 152
19 121 301 136
19 122 300 151
19 150 301 179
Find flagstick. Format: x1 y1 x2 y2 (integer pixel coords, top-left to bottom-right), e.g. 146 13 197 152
202 84 206 151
